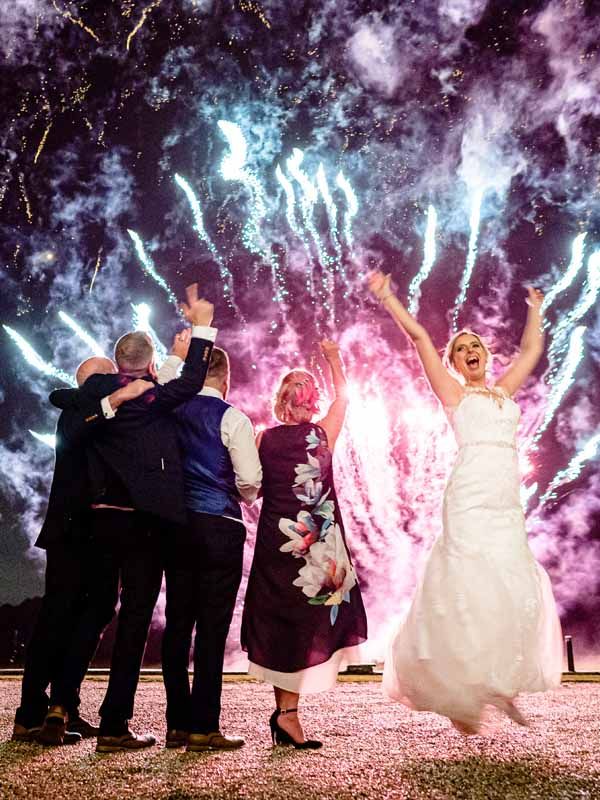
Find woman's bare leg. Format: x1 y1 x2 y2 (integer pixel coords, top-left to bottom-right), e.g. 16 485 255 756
275 689 304 742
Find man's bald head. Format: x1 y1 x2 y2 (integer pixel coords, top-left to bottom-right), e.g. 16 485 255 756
75 357 117 387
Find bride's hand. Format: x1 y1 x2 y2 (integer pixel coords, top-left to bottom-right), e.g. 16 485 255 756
367 270 392 301
525 286 544 310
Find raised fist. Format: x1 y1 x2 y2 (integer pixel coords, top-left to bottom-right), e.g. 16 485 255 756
180 282 214 326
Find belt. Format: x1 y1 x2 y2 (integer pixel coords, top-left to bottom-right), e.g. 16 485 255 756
459 441 516 450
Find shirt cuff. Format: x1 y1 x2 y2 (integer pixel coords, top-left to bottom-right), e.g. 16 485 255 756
164 354 183 366
191 325 217 342
101 396 116 419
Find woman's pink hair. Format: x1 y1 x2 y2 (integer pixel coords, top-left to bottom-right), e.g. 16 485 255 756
273 369 320 424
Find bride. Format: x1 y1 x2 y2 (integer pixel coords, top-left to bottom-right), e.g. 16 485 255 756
368 271 563 734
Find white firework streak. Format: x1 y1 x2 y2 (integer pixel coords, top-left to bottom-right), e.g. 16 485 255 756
173 172 239 312
407 204 438 316
316 164 344 266
29 430 56 449
276 161 313 296
3 325 76 386
520 480 538 510
287 149 332 269
452 189 484 331
546 248 600 380
217 120 286 304
539 432 600 505
532 325 587 446
127 229 178 306
275 164 301 236
130 302 167 365
335 170 358 250
542 231 587 316
58 311 105 357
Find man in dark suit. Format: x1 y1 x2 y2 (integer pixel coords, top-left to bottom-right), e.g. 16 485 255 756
13 357 153 744
48 284 216 752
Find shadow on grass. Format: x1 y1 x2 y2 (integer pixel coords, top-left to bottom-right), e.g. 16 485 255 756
0 738 63 768
400 756 600 800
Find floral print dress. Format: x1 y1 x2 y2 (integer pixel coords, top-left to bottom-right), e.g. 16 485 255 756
241 422 367 693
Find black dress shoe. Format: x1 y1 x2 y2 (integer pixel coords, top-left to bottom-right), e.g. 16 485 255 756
68 714 100 738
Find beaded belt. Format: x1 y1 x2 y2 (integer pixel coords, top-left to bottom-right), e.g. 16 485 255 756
459 441 516 450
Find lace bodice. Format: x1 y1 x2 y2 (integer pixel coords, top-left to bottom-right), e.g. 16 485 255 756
447 387 520 449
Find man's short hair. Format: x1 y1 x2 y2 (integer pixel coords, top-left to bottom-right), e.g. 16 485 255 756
114 332 154 372
207 347 230 382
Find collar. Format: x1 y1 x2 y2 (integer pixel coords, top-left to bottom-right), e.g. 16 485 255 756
199 386 224 400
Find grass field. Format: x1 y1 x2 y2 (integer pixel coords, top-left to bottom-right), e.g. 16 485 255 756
1 678 599 800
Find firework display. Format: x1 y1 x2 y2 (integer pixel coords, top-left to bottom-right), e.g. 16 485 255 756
1 1 599 663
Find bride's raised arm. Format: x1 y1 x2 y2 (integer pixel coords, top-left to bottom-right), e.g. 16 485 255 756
368 271 463 407
495 287 545 397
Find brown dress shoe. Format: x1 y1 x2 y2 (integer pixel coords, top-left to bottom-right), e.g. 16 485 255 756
165 729 189 748
68 714 100 738
96 730 156 753
37 706 82 746
11 723 42 742
186 732 245 752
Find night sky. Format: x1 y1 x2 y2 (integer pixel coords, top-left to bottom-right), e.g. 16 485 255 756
1 0 599 663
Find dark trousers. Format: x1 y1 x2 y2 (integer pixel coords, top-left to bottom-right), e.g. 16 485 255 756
16 532 116 728
86 510 166 735
162 513 245 733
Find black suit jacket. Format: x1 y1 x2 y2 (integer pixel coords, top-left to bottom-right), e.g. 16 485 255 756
36 399 108 550
50 336 213 525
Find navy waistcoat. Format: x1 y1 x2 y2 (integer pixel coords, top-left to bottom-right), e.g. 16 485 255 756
175 394 242 520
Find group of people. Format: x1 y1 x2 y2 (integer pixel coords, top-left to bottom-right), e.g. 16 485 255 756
11 273 563 752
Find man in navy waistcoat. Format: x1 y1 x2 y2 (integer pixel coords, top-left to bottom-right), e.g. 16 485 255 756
161 346 262 752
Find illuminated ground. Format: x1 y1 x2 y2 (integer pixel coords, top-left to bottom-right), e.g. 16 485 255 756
0 678 599 800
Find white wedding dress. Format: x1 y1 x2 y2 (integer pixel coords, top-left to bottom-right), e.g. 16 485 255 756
383 387 563 731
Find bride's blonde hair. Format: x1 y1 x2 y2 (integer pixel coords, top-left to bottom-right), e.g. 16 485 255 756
273 369 320 424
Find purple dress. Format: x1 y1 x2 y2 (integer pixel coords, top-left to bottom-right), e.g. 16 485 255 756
241 422 367 685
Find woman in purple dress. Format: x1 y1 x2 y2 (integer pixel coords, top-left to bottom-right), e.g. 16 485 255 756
241 340 368 749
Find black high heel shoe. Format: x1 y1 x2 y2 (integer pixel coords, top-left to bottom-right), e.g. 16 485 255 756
269 708 322 749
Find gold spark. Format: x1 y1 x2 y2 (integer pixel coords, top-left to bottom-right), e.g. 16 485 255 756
33 122 52 164
19 173 33 224
126 0 163 51
121 0 135 18
238 0 271 29
52 1 100 42
0 181 9 210
89 246 103 293
71 82 91 107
